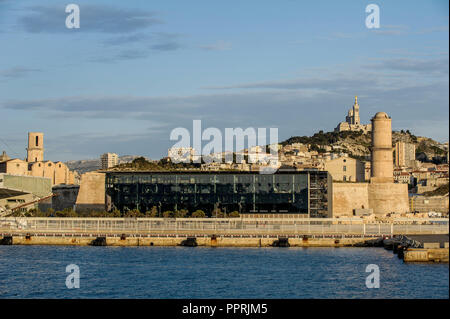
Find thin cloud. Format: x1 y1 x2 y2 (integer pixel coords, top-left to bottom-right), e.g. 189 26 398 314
18 4 161 33
0 66 40 79
150 41 182 51
1 75 447 160
91 32 184 62
116 49 150 60
203 56 448 91
102 32 183 47
365 57 449 75
417 26 449 35
102 33 152 46
372 25 409 36
200 40 232 51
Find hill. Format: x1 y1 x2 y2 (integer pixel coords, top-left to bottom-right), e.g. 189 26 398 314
66 155 151 174
281 130 447 162
108 156 200 171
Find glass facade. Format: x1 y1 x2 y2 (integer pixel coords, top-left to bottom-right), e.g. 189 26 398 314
105 171 331 217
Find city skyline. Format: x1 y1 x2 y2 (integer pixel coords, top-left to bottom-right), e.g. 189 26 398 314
0 0 448 162
0 1 448 303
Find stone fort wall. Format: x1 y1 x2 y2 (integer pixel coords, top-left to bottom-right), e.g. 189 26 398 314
75 172 105 211
332 182 409 217
332 183 370 217
368 182 409 215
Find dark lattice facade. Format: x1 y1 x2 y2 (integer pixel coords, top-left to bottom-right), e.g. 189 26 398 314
105 170 332 217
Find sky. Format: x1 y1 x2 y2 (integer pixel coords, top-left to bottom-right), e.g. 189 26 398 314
0 0 448 162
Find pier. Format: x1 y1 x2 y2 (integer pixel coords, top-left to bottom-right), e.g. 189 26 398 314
402 234 449 262
377 234 449 263
1 217 448 236
0 217 448 250
0 232 390 247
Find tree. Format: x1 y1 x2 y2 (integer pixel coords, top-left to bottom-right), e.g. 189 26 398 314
191 210 206 218
110 209 121 217
28 208 40 217
63 208 77 217
23 211 33 217
47 208 55 217
124 209 142 218
163 211 174 218
213 208 226 218
132 157 151 167
229 211 240 218
148 206 159 217
175 209 188 218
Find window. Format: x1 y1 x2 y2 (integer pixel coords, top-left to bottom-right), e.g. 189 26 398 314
36 136 39 147
343 165 347 171
343 175 347 181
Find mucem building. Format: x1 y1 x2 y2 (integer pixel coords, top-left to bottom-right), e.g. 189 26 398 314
105 170 332 217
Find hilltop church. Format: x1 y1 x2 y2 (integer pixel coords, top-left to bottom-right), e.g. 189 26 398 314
335 96 372 133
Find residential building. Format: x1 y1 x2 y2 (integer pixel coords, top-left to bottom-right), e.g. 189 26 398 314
100 152 119 169
324 155 365 182
168 147 197 163
395 141 416 167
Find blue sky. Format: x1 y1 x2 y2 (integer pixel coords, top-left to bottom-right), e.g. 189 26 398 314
0 0 448 161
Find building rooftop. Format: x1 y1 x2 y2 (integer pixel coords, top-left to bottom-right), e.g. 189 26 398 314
373 112 390 119
104 169 327 175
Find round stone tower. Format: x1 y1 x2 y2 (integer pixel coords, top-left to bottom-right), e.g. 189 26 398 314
370 112 393 183
27 132 44 162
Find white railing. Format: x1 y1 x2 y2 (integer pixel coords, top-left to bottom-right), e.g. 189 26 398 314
0 217 448 236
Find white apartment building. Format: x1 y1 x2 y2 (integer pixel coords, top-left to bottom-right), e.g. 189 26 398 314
101 153 119 169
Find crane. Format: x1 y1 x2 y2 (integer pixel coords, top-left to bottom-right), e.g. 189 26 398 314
0 193 57 217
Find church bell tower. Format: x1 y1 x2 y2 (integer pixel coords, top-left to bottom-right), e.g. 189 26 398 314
353 96 360 125
26 132 44 162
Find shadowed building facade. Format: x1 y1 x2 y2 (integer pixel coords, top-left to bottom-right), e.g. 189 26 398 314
105 170 332 217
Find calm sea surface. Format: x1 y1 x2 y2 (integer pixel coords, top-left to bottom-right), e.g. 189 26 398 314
0 246 448 299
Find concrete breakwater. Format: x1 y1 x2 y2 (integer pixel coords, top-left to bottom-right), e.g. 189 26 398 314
379 234 449 263
0 232 380 247
403 248 449 263
2 232 448 262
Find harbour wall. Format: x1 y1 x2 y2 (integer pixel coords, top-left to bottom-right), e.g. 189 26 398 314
1 233 377 247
